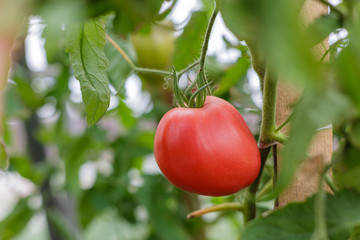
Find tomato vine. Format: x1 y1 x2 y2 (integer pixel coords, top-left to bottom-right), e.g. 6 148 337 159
106 1 287 223
107 3 220 109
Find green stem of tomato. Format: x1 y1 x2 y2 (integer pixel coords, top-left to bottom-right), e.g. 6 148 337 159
243 66 278 224
274 112 293 133
324 173 338 193
243 147 271 223
178 60 200 77
198 1 219 97
310 178 329 240
183 2 218 108
310 142 343 240
256 177 273 201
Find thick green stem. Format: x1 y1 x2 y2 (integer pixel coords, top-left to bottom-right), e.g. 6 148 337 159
198 2 219 95
259 69 280 144
243 147 271 223
243 68 282 220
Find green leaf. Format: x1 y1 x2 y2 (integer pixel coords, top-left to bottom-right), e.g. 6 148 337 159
47 208 79 239
214 57 251 96
8 156 44 184
334 143 360 192
204 56 226 85
40 0 85 63
62 128 107 194
216 0 257 41
0 138 8 169
12 66 45 110
78 176 137 227
218 0 323 88
137 175 191 240
111 0 163 35
42 23 66 63
276 90 351 194
242 190 360 240
83 210 147 240
334 18 360 111
350 223 360 240
0 198 35 240
66 17 111 126
336 46 360 112
173 11 208 70
347 119 360 148
117 99 137 128
306 12 343 46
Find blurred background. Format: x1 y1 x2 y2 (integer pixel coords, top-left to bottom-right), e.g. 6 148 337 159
0 0 343 239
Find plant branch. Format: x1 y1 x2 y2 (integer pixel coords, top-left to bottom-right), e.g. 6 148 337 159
198 2 219 95
271 133 287 145
275 112 293 133
178 60 200 77
187 202 244 219
320 38 347 62
256 178 273 201
324 173 338 193
243 147 271 223
310 143 343 240
310 177 329 240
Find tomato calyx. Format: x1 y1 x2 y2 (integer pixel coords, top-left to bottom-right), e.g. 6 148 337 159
171 66 212 108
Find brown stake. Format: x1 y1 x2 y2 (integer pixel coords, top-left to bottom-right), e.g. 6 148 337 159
276 0 332 207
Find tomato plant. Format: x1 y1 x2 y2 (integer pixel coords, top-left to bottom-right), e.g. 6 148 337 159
154 96 261 196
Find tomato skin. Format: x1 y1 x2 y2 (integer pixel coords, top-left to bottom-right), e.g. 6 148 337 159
154 96 261 196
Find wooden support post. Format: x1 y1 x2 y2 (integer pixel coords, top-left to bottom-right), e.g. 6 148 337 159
276 0 332 206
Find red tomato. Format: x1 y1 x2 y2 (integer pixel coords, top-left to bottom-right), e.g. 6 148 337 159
154 96 261 196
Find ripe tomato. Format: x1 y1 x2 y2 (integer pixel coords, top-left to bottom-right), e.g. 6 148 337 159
154 96 261 196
